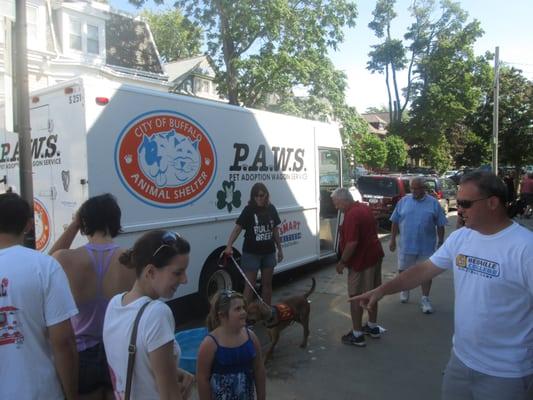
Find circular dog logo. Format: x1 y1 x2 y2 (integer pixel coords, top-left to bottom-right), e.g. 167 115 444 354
115 111 217 208
34 198 51 251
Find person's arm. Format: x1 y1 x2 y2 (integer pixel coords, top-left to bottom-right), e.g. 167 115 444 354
250 331 266 400
49 213 80 255
273 226 283 262
349 260 445 309
389 222 399 252
196 337 216 400
48 319 79 400
336 240 357 274
224 224 243 256
149 341 183 400
437 226 445 247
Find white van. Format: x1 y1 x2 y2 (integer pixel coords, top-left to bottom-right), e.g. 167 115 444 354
1 77 352 301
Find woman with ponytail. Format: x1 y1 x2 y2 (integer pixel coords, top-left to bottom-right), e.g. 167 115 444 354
50 194 136 400
103 230 194 400
197 291 265 400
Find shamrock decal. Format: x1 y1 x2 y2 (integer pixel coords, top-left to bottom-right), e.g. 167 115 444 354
216 180 242 212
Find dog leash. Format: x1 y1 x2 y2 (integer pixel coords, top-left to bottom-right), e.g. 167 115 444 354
219 253 269 307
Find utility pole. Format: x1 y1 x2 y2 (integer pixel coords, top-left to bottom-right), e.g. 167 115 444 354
492 46 499 175
13 0 36 248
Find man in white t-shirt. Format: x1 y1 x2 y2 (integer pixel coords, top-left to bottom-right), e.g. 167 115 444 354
0 193 79 399
350 171 533 400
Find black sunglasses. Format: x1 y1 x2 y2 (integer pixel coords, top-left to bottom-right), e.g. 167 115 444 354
456 197 488 209
152 231 181 258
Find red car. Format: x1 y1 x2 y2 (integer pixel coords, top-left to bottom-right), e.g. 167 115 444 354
357 175 411 222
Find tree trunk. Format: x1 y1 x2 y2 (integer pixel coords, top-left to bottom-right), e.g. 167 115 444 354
385 63 393 124
391 64 401 122
216 0 239 105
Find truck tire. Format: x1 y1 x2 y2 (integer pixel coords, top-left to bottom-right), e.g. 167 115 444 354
199 255 244 313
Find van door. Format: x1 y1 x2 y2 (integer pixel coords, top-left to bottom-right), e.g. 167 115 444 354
318 148 340 256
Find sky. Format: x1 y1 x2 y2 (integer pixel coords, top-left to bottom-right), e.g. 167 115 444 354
109 0 533 113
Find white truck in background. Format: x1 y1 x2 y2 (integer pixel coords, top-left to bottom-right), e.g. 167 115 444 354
0 77 354 303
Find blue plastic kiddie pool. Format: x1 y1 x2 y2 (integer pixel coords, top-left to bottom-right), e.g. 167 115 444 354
175 327 208 374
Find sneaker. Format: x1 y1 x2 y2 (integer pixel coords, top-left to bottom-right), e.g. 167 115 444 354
341 331 366 347
362 324 381 339
421 297 434 314
400 290 409 303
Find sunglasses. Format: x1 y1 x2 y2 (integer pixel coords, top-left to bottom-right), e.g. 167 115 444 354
152 231 181 258
456 197 488 209
219 289 240 301
255 193 266 198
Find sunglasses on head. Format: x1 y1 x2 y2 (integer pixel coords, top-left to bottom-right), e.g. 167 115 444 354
152 231 181 258
456 197 488 209
219 289 239 301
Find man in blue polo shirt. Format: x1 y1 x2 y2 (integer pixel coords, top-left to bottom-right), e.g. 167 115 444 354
389 176 447 313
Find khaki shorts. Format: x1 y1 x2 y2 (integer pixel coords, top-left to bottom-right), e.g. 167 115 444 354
347 259 383 297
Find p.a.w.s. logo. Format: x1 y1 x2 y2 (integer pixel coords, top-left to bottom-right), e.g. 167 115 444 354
115 111 217 208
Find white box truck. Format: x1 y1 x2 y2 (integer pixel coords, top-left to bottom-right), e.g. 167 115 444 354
0 77 353 301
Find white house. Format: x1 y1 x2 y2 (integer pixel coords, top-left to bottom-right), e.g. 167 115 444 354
0 0 170 110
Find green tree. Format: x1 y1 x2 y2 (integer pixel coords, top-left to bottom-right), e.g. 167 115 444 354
367 0 406 123
141 9 202 62
455 131 491 168
470 67 533 171
130 1 357 106
425 134 451 174
385 135 407 170
360 134 387 169
402 0 487 159
338 106 371 166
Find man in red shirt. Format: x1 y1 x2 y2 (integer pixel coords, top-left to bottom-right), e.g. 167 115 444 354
331 188 384 347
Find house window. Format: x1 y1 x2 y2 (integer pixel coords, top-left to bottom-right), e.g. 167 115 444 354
26 5 38 47
69 19 82 51
87 24 99 54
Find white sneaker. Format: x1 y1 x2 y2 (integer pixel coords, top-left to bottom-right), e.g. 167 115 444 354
421 297 434 314
400 291 409 303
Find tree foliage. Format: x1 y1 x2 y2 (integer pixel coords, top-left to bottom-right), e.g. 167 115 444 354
470 67 533 170
140 9 202 62
385 135 407 170
359 134 388 169
367 0 406 123
157 0 358 106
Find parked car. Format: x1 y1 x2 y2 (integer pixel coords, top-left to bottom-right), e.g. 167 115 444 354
357 175 411 222
422 176 458 214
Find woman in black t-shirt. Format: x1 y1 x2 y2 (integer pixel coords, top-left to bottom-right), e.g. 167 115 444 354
224 183 283 305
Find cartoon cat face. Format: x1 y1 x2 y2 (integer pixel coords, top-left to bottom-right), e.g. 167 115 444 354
138 130 200 188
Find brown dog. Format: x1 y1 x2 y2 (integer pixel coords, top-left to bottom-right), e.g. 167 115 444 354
247 277 316 361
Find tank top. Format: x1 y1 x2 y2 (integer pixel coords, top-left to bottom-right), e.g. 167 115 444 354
208 329 256 399
71 242 119 352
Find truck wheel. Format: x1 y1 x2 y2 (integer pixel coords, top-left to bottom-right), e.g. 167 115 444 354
199 256 244 312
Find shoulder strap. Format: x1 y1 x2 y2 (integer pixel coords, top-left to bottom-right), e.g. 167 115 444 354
125 300 152 400
207 333 219 347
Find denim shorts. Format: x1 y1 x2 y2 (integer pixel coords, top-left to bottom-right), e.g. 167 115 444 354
79 342 112 394
241 252 276 272
398 253 431 271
